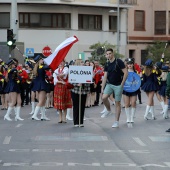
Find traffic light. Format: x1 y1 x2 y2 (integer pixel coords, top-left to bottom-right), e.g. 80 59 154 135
7 29 16 49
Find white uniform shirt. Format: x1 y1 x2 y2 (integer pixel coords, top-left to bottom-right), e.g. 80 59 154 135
53 67 69 85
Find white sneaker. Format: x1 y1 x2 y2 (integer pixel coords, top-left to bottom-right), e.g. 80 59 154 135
160 110 164 114
112 121 119 128
100 108 107 114
101 111 112 118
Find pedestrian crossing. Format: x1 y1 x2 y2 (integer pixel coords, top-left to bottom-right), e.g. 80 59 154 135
7 148 150 153
1 161 170 168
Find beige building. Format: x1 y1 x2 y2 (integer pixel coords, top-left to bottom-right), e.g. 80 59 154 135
127 0 170 65
0 0 137 63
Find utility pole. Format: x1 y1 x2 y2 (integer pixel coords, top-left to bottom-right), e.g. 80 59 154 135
117 0 120 54
9 0 18 57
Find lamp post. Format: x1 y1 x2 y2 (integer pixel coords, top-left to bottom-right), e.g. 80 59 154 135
109 0 120 54
117 0 120 54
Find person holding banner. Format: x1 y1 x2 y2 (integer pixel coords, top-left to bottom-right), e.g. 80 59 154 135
53 60 72 123
71 59 91 127
101 48 128 128
122 58 140 123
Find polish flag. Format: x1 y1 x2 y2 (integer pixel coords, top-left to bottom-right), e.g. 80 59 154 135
44 36 78 71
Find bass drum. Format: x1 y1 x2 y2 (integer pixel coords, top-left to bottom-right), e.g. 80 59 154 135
123 72 141 92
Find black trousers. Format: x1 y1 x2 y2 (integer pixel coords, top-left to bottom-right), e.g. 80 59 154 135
21 82 30 105
71 92 87 125
95 81 102 105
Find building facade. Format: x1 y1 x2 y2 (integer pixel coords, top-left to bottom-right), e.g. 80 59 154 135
0 0 136 63
127 0 170 65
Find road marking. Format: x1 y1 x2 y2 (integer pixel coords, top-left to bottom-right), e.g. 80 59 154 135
132 137 146 146
149 136 170 142
104 163 136 167
1 161 169 168
164 162 170 167
138 164 167 168
87 150 94 152
9 149 30 152
55 149 62 152
3 163 29 166
32 149 52 152
104 150 124 153
16 124 23 128
3 136 11 144
68 163 100 166
6 148 153 154
128 150 150 153
32 162 63 166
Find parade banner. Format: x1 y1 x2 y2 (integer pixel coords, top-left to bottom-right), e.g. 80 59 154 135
44 36 78 71
68 66 93 83
123 72 141 92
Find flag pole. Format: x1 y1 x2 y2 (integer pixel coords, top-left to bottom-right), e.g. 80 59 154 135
79 85 82 127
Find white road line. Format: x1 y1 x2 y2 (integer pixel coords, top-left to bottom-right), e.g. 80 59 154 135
32 149 52 152
87 150 94 152
164 162 170 167
104 150 124 153
104 163 136 167
128 150 150 153
3 163 29 166
3 136 11 144
138 164 167 168
132 137 146 146
68 163 100 166
9 149 30 152
32 162 63 166
16 124 23 128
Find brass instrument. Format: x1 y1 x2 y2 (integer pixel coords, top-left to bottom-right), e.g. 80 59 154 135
26 71 34 84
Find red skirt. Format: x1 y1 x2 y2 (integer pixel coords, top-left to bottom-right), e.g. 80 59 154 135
54 83 72 110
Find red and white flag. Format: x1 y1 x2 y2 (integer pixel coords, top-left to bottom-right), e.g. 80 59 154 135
44 36 78 71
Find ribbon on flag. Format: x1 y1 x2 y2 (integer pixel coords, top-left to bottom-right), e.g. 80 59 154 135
44 36 78 71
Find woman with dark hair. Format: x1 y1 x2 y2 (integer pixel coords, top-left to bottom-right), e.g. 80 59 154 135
123 58 139 123
4 59 24 121
31 55 50 121
53 60 72 123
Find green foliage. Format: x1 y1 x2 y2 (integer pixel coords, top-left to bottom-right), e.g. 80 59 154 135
146 41 170 63
89 41 124 66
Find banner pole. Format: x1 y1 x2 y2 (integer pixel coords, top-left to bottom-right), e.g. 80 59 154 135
79 85 82 127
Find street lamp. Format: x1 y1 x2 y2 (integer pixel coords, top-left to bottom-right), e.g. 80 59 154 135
117 0 120 54
109 0 120 54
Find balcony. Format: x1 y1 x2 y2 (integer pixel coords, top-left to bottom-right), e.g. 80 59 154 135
120 0 137 5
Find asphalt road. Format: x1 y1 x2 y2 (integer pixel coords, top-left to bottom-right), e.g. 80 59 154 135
0 91 170 170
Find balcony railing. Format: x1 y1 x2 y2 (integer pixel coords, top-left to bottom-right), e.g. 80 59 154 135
120 0 137 5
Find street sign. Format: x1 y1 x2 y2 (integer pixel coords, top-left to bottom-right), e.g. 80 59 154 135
42 46 52 57
26 48 34 57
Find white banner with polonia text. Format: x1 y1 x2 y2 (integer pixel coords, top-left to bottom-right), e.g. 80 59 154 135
69 66 93 83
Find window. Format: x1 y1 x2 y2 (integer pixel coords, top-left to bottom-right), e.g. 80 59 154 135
141 50 148 65
78 14 102 30
19 13 71 29
155 11 166 35
0 13 10 28
109 16 117 31
134 10 145 31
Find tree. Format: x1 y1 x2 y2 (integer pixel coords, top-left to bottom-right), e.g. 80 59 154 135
146 41 170 63
89 41 124 66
